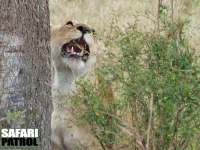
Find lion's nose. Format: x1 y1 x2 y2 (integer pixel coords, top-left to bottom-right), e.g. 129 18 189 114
77 26 92 34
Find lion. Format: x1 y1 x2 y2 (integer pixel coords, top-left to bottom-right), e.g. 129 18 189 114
51 20 98 150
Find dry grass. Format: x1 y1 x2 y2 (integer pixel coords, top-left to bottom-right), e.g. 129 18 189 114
50 0 200 50
49 0 155 28
49 0 164 40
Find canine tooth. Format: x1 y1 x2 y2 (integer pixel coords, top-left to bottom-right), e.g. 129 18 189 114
80 51 84 56
71 47 74 53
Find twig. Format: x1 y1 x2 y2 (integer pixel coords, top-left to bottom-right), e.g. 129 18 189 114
146 92 153 150
158 0 163 29
98 110 133 130
171 0 174 21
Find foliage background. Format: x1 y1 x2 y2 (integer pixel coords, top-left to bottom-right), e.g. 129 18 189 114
50 0 200 149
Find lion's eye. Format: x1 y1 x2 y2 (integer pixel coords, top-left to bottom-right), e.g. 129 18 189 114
66 21 73 27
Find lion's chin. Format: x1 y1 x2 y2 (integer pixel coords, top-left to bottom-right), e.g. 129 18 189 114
64 58 86 73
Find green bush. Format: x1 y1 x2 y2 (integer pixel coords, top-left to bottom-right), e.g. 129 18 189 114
69 15 200 150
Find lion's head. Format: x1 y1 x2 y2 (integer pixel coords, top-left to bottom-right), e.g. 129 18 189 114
51 20 97 76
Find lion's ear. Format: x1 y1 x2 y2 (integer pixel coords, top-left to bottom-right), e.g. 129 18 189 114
66 21 73 27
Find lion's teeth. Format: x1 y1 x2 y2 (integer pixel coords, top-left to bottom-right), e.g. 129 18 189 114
80 51 84 56
71 47 74 53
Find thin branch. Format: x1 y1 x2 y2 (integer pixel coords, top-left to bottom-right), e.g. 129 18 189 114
171 0 174 22
146 92 154 149
158 0 163 29
98 110 133 130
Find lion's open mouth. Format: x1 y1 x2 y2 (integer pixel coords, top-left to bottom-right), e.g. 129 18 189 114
61 37 90 62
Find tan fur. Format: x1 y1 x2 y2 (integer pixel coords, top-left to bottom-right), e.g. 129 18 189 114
51 21 98 150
